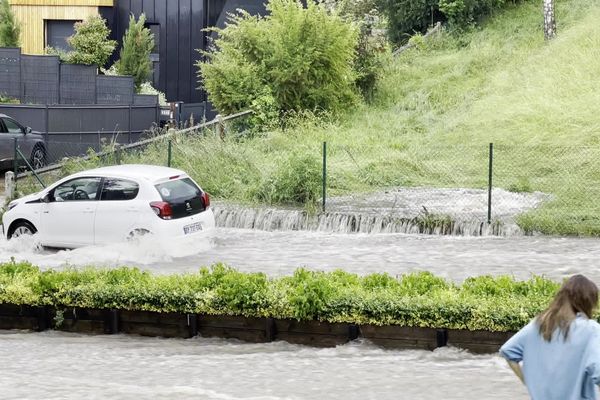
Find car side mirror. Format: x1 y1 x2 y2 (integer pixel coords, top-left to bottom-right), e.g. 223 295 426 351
25 126 32 134
41 193 51 203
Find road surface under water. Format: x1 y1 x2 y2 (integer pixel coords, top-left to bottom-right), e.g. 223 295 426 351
0 228 598 282
0 330 530 400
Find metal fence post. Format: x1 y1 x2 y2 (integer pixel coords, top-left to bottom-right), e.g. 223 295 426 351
167 139 172 167
322 141 327 213
115 143 122 165
13 138 18 193
488 142 494 225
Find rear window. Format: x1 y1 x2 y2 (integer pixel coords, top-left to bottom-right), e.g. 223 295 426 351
155 177 205 219
155 177 200 200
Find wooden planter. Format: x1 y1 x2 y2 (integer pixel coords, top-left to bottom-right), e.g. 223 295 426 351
0 303 515 353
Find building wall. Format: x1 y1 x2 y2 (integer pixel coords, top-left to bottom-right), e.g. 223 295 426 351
101 0 209 103
8 0 113 55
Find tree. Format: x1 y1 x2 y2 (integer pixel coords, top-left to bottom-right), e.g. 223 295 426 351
0 0 20 47
115 14 154 91
198 0 358 126
543 0 556 40
66 15 116 67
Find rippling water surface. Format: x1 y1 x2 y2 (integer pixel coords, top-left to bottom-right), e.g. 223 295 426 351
0 228 598 281
1 225 598 398
0 331 529 400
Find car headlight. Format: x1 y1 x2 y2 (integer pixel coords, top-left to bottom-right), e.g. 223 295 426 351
7 201 18 211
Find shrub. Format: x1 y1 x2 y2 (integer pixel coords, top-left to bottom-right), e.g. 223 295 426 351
65 15 117 67
327 0 389 99
0 261 568 332
114 14 154 91
198 0 359 127
0 0 20 47
377 0 439 44
256 151 322 205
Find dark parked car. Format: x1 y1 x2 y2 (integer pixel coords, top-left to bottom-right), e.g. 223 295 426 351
0 114 47 170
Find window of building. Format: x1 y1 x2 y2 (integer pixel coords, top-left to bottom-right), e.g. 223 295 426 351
45 20 79 52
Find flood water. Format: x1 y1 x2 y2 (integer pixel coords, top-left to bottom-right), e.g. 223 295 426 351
1 220 598 398
1 228 599 282
0 330 529 399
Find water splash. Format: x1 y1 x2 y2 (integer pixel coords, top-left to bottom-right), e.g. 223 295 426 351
214 187 549 236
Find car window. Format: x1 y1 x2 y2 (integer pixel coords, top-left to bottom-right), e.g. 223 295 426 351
0 120 6 133
2 118 22 134
100 178 139 201
53 177 101 202
155 178 200 200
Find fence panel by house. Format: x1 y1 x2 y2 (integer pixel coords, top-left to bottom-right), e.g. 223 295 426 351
96 76 134 105
0 48 21 99
59 64 97 105
21 55 60 104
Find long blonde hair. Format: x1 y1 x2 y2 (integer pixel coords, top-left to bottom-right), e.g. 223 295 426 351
537 275 598 341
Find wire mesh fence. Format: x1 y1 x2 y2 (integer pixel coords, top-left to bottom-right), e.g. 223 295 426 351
12 121 600 236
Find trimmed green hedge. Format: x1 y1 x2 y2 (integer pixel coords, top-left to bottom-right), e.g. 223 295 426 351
0 261 561 332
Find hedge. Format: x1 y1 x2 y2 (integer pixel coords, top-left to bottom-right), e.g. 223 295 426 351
0 261 562 332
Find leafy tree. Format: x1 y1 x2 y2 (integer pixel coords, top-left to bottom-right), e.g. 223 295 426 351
66 15 116 67
198 0 359 126
0 0 20 47
115 13 154 91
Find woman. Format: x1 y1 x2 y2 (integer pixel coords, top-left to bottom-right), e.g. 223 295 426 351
500 274 600 399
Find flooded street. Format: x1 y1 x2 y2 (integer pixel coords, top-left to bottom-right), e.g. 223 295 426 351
1 215 598 398
0 330 529 399
0 228 599 282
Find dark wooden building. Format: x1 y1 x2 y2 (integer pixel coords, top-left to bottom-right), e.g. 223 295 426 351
100 0 266 104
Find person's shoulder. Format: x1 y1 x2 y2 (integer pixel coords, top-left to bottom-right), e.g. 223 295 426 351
575 317 600 335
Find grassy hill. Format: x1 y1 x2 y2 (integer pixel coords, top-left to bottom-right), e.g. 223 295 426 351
50 0 600 235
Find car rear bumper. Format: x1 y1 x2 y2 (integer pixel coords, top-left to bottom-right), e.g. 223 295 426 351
150 208 215 238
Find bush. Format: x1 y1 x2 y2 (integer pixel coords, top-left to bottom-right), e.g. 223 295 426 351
199 0 359 127
378 0 520 44
377 0 439 44
256 151 322 205
0 260 568 331
0 0 20 47
65 15 117 67
114 14 154 91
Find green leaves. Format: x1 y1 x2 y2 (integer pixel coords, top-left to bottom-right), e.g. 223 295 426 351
198 0 359 128
0 0 20 47
64 15 116 67
0 261 564 332
114 13 154 91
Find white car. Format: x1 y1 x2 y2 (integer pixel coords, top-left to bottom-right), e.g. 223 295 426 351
2 164 215 248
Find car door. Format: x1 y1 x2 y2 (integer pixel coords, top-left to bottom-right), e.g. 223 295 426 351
0 117 24 167
39 177 102 247
94 177 142 244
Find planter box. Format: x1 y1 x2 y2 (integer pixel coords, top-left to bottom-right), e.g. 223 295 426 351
0 304 515 353
447 329 515 354
360 325 443 350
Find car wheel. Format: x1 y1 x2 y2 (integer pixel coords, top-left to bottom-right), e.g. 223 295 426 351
30 145 46 170
9 221 37 239
127 229 152 241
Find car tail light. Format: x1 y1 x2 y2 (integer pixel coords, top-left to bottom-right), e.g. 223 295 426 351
201 192 210 209
150 201 173 220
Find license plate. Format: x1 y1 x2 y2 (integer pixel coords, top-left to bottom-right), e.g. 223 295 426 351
183 222 203 234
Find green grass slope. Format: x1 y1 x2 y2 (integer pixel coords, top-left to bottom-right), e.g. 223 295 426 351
42 0 600 235
258 0 600 235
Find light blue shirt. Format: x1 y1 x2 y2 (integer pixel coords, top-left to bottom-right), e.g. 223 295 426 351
500 314 600 400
